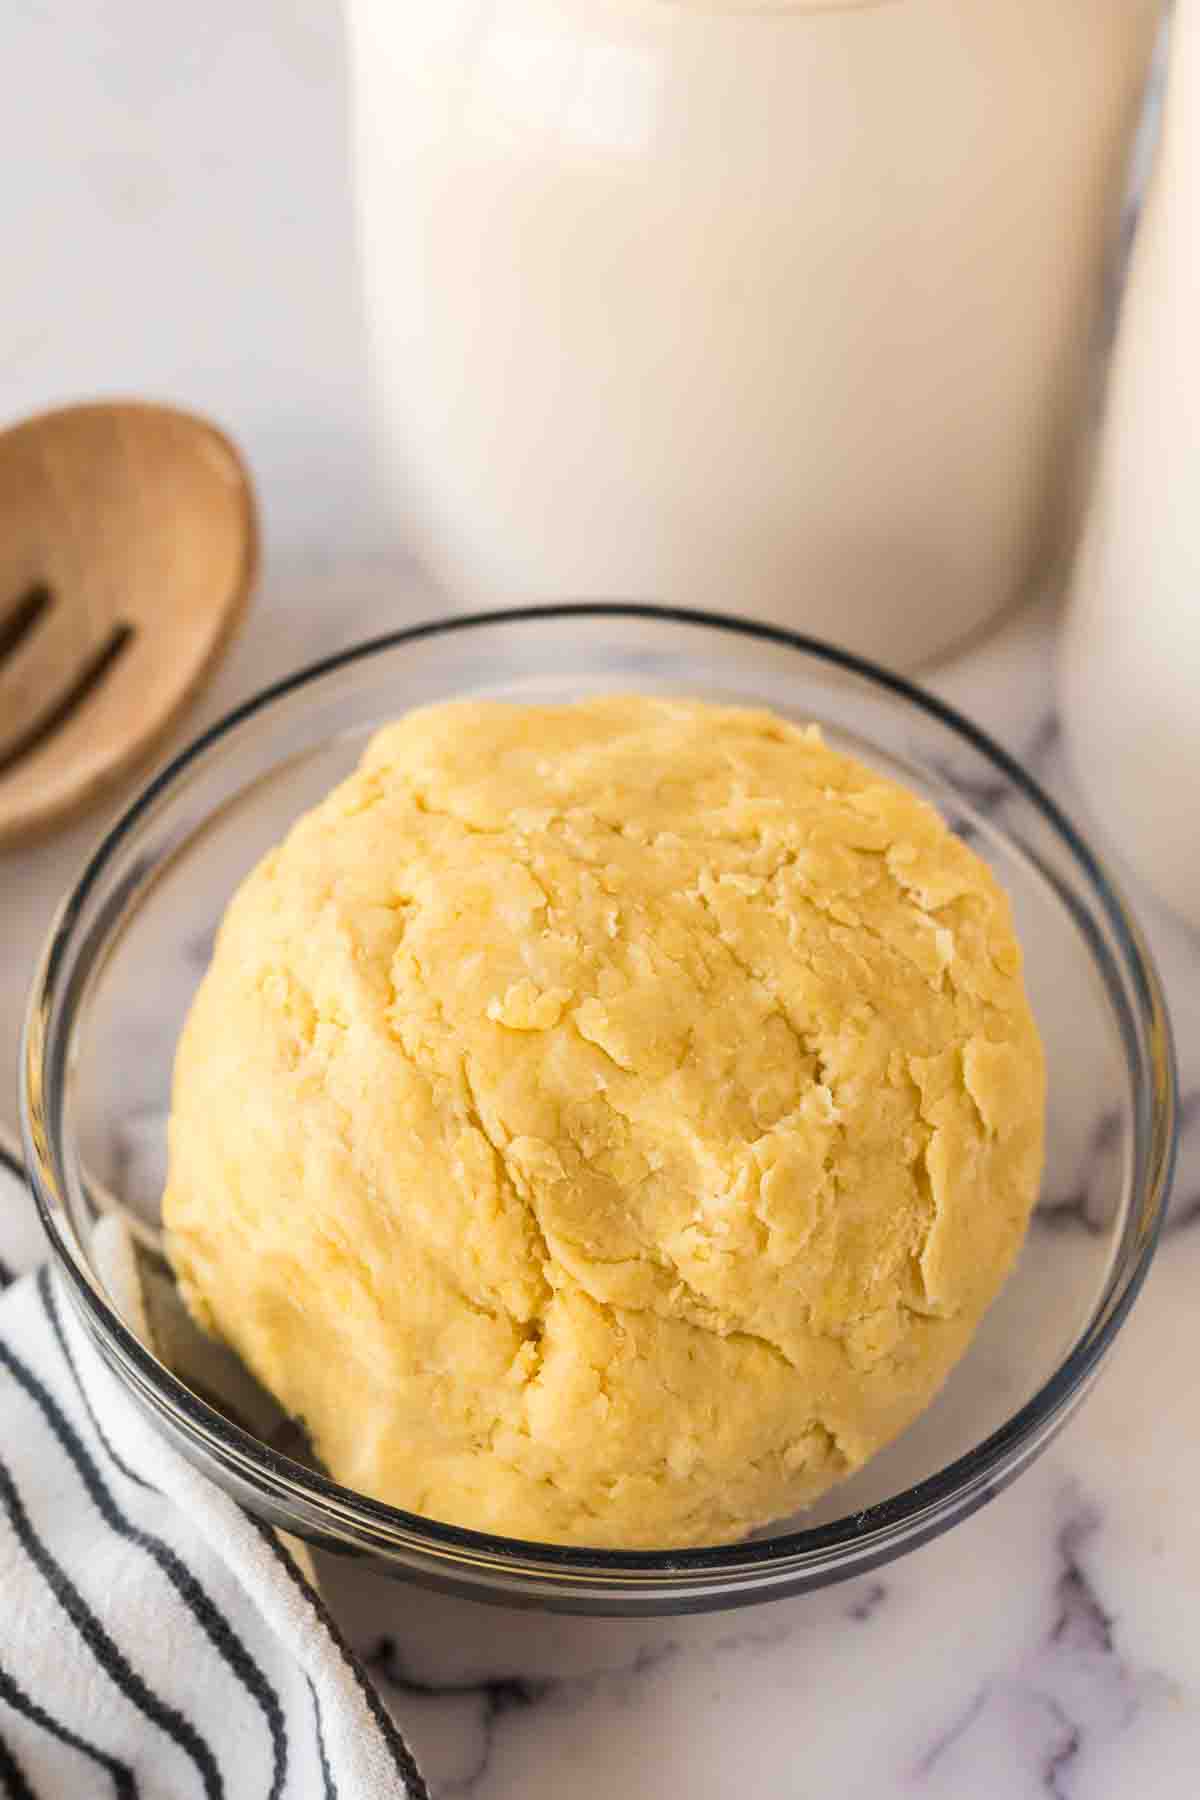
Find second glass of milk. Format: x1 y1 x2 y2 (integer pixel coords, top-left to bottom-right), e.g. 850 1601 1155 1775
347 0 1161 668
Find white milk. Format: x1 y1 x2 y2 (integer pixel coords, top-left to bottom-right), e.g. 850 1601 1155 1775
1062 3 1200 930
348 0 1161 666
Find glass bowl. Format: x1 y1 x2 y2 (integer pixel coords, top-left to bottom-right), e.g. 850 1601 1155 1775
21 605 1176 1615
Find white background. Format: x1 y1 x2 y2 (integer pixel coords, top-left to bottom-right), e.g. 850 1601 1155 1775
3 1 384 555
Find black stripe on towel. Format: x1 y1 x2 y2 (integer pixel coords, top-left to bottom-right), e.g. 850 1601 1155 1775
35 1269 290 1799
0 1727 36 1800
36 1269 151 1492
247 1516 430 1800
0 1449 223 1799
307 1677 338 1800
0 1660 136 1800
0 1145 26 1289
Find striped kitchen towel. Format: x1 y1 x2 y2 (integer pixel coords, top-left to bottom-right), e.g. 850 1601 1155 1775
0 1132 428 1799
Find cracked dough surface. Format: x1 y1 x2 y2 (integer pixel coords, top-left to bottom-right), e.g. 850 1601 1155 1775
163 697 1045 1548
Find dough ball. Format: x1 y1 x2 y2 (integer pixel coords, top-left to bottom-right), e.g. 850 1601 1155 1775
163 697 1045 1548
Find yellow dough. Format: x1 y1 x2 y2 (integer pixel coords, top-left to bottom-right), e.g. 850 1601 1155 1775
163 697 1045 1548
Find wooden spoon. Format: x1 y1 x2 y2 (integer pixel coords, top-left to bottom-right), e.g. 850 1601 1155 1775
0 401 257 847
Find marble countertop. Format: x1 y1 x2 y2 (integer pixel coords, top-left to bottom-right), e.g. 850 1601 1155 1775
2 6 1194 1793
2 565 1197 1799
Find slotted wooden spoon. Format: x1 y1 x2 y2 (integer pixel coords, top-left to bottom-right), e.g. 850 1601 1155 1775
0 401 257 847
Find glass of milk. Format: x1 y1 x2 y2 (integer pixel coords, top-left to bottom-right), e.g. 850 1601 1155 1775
1062 2 1199 931
347 0 1162 667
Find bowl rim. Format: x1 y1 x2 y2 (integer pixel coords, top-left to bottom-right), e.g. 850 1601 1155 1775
20 600 1179 1588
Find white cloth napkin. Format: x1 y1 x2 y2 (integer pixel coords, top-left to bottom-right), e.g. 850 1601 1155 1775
0 1136 427 1800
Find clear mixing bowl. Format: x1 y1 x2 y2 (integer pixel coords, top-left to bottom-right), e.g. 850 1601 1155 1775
21 605 1176 1615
